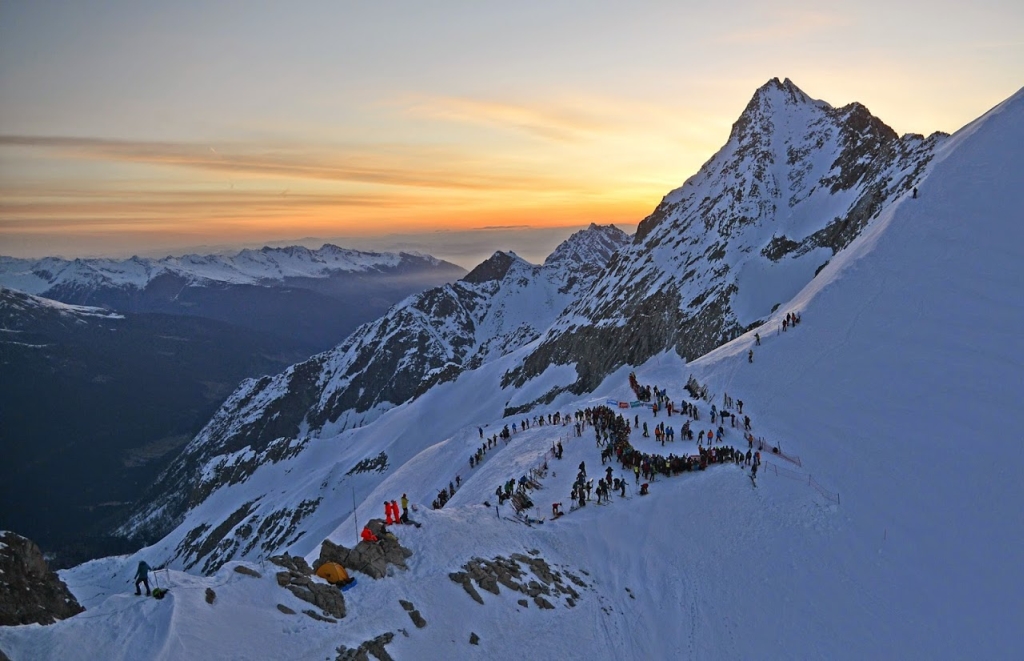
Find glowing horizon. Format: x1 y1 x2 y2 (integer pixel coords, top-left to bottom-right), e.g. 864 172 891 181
1 2 1021 261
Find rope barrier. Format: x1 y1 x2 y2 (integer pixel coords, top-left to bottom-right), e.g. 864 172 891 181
763 460 839 504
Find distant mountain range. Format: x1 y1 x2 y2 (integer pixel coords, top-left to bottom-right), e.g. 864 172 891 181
0 245 466 351
0 246 464 565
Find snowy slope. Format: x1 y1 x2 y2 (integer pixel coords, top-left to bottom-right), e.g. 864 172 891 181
118 224 629 549
2 84 1021 661
0 245 441 294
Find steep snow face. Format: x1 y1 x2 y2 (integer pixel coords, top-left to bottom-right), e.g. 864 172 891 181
119 225 629 550
0 244 438 294
507 78 943 401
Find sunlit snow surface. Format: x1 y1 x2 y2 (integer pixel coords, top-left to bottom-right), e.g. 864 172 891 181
2 90 1023 660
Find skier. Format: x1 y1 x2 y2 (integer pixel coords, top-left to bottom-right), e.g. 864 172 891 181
578 461 586 477
401 493 410 519
912 187 918 199
748 349 754 363
134 560 152 596
755 333 760 346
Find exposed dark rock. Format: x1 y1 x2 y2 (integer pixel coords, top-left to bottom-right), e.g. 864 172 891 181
336 632 396 661
302 608 337 624
276 603 295 615
469 632 480 645
346 452 389 475
205 588 216 604
408 610 427 628
761 235 800 262
268 552 312 575
0 531 84 626
448 571 484 604
233 565 261 578
399 599 414 612
451 554 586 611
288 579 346 620
273 552 345 619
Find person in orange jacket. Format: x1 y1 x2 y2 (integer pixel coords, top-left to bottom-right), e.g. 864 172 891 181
384 501 394 524
361 526 378 543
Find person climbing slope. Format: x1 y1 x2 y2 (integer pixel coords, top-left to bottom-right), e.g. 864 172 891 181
134 560 151 596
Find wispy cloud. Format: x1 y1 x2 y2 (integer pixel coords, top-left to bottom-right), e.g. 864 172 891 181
399 96 614 142
0 135 585 192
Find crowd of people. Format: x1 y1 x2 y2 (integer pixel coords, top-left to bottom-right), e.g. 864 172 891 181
433 312 804 520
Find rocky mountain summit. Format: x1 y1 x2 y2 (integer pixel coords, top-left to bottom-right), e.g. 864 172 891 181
504 78 945 403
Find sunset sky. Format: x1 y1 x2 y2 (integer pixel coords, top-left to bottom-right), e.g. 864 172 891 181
1 1 1021 266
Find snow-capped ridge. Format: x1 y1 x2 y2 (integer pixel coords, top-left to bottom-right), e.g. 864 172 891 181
543 223 629 269
0 244 457 295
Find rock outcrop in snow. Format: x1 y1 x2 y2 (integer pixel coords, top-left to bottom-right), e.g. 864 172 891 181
0 531 84 626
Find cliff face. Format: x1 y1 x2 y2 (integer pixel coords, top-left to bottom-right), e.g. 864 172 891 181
0 531 84 626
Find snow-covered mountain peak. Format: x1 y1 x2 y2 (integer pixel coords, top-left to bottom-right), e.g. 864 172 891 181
460 251 529 285
543 223 630 270
508 80 942 403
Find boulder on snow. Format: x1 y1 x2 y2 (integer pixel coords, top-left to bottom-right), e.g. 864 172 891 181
233 565 261 578
275 567 345 620
0 531 84 626
315 521 413 580
335 632 396 661
205 588 216 604
268 552 312 575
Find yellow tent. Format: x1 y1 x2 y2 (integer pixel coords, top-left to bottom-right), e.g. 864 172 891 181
315 562 350 585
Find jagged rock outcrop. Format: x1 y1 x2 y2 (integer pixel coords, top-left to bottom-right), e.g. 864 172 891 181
269 553 345 620
335 632 396 661
0 531 84 626
315 521 413 580
447 553 588 610
504 78 944 404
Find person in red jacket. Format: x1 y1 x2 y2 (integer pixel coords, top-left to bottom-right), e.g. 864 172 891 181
361 526 378 543
384 501 394 524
